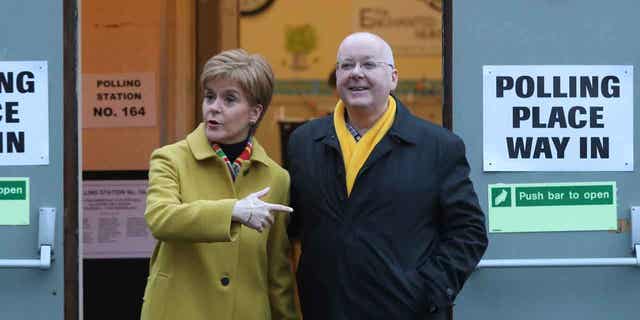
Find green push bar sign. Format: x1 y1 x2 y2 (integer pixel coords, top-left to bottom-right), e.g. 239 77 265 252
0 178 29 225
488 182 617 233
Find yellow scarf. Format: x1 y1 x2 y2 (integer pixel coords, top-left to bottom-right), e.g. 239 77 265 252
333 96 396 196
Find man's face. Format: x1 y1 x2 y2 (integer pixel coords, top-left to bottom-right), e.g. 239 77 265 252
336 37 397 111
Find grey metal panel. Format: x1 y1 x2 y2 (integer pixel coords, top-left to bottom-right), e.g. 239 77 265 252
452 0 640 319
0 1 64 319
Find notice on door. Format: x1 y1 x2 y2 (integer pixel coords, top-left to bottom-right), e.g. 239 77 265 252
483 65 633 171
82 73 156 128
82 180 155 258
0 61 49 166
0 177 29 225
488 182 617 233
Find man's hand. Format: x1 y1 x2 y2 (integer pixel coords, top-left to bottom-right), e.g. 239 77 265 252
232 187 293 232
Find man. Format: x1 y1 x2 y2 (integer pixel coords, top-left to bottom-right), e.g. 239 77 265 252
287 32 488 320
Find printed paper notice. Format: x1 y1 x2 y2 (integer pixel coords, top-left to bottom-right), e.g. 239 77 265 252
82 180 155 258
82 73 156 128
0 61 49 165
483 65 633 171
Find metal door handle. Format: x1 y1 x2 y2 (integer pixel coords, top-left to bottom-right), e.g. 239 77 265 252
478 209 640 269
0 208 55 270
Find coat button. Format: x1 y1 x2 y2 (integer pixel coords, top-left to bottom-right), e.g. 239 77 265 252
220 276 230 286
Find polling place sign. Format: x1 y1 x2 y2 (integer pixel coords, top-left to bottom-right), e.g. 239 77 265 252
0 61 49 165
483 65 633 171
488 181 617 233
83 73 156 128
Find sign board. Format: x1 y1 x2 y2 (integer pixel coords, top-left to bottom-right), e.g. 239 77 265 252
488 181 617 233
0 61 49 165
0 177 29 225
82 180 155 258
483 65 633 171
82 73 156 128
353 0 441 56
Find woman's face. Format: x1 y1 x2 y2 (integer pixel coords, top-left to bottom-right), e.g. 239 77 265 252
202 77 262 145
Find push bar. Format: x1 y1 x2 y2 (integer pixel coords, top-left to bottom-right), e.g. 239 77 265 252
478 248 639 268
478 208 640 269
0 208 55 270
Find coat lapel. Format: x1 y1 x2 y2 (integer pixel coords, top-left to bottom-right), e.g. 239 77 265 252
314 117 341 153
187 123 217 160
355 97 418 182
186 122 270 168
314 97 421 200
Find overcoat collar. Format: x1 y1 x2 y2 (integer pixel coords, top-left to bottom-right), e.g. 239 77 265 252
313 96 420 146
186 123 271 166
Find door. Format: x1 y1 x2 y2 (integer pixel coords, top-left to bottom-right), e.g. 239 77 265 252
0 1 71 319
447 1 640 319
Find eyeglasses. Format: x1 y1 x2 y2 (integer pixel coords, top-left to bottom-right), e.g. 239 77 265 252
336 60 394 72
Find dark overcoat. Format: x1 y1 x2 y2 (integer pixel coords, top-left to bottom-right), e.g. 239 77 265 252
287 97 488 320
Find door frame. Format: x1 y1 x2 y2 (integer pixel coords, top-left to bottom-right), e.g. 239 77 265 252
64 0 79 319
442 0 452 131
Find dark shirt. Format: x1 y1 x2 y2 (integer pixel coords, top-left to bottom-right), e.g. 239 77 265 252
218 137 249 162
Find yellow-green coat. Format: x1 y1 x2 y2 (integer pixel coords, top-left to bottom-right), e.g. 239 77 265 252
141 123 299 320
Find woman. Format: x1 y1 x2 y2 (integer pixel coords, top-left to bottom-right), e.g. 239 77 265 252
141 49 299 320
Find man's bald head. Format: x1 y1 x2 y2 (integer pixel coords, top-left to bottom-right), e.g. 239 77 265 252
337 32 395 66
335 32 398 113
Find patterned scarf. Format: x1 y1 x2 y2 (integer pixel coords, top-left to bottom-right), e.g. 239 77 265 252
211 138 253 180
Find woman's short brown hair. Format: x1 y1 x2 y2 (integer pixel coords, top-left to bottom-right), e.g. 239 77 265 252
200 49 274 129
